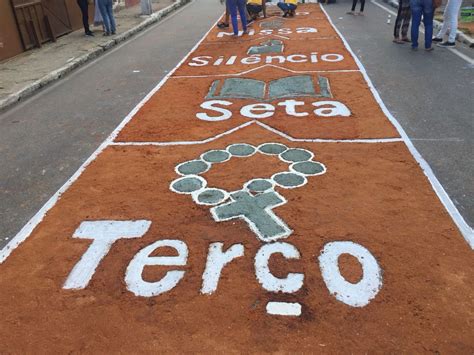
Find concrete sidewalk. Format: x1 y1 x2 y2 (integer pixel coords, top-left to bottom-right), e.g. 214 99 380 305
0 0 190 112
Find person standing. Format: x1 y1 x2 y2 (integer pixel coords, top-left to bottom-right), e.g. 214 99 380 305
410 0 434 50
278 0 298 17
347 0 365 15
98 0 116 36
393 0 411 43
227 0 248 36
432 0 462 47
76 0 94 36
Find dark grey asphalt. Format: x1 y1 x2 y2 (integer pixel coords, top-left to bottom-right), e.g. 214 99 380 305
0 0 472 250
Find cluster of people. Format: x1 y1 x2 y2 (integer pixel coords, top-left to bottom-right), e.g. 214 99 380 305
349 0 463 50
217 0 299 36
76 0 117 37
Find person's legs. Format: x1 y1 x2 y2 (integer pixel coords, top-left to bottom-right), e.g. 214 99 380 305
76 0 91 34
422 0 434 48
394 0 404 38
350 0 358 11
401 5 411 39
288 4 296 16
98 0 111 34
106 0 116 34
410 0 422 48
446 0 462 42
359 0 365 12
236 0 247 33
227 0 239 35
435 0 450 39
278 2 288 12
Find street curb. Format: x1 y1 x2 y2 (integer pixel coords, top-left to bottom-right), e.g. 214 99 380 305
0 0 192 112
382 0 474 48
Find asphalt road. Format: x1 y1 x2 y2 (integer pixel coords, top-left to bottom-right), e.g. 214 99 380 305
0 0 472 249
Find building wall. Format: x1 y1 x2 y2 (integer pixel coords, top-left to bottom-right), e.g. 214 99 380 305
0 0 24 62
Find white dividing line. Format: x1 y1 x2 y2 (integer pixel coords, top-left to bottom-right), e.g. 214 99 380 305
266 301 302 316
321 4 473 248
172 65 360 79
0 10 225 264
370 0 474 66
111 120 403 145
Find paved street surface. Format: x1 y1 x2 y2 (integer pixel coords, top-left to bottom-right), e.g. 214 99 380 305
0 1 472 352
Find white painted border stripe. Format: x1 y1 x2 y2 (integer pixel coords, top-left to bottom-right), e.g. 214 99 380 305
320 4 473 248
0 7 224 264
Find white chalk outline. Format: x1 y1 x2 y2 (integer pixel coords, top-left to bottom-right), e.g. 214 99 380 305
320 3 473 248
175 159 211 176
226 143 258 157
279 148 314 164
200 149 232 164
192 188 230 206
170 175 207 195
290 161 327 176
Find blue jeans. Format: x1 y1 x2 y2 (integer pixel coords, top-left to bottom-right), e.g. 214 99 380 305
410 0 433 48
278 2 297 12
227 0 247 35
98 0 116 34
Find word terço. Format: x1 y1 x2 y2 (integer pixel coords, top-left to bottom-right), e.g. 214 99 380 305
64 220 383 313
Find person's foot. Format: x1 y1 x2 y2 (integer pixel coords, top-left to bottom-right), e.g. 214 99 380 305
401 37 410 42
111 31 116 35
425 46 434 51
411 46 418 51
437 41 455 47
283 11 289 17
103 32 110 36
393 38 404 44
217 22 229 28
289 10 295 17
357 11 364 15
432 37 443 42
346 11 355 15
85 31 94 36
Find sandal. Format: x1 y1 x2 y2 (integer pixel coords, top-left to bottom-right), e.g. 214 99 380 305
393 38 404 44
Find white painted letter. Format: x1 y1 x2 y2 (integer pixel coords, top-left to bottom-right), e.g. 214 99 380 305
278 99 308 117
63 220 151 290
241 103 275 119
125 239 188 297
318 241 382 307
241 55 261 65
321 54 344 62
201 242 244 295
265 55 286 64
312 101 351 117
188 56 212 67
297 27 317 33
197 100 233 121
287 54 307 63
255 242 304 293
